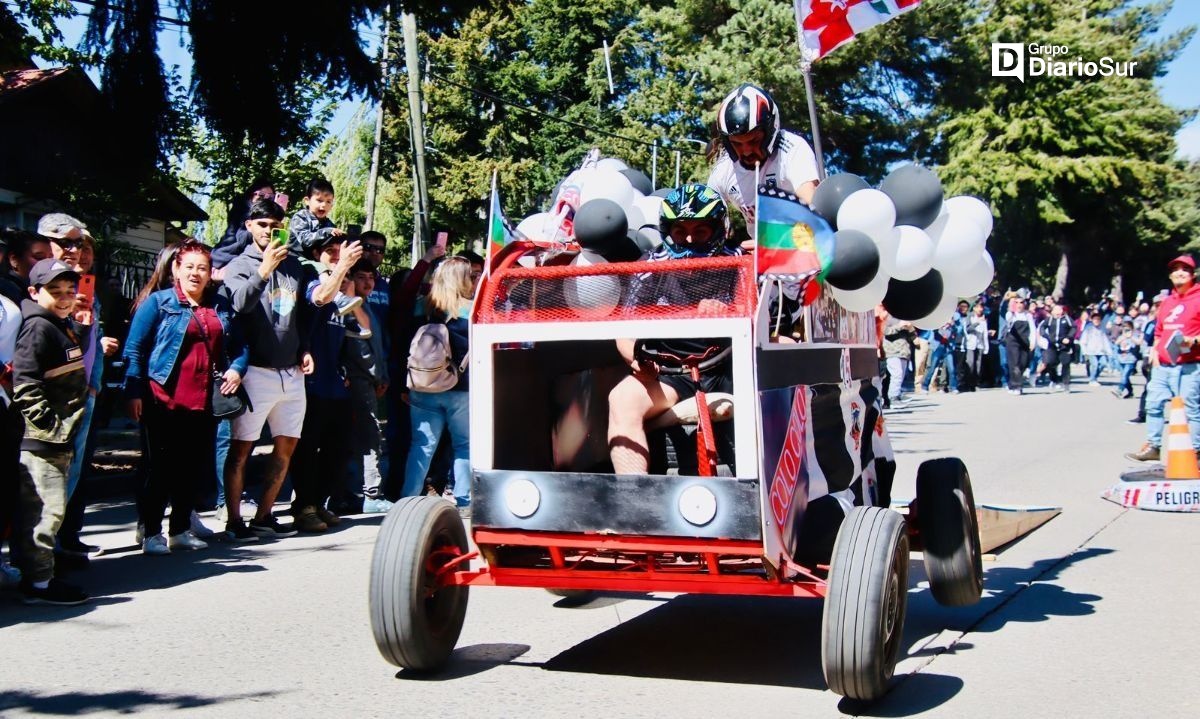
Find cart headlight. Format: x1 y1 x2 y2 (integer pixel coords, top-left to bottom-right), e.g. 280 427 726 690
505 478 540 518
678 485 717 526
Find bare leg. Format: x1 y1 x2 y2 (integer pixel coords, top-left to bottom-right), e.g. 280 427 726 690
607 374 680 475
224 440 255 523
255 436 299 522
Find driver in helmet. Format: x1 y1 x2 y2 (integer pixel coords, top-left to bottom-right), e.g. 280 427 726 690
608 184 738 476
707 83 820 226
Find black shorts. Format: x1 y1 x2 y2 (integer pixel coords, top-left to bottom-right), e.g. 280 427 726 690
656 363 733 403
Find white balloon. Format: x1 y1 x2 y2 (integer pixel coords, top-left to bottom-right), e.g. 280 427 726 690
928 212 986 271
633 194 664 230
515 212 563 242
913 293 960 330
891 225 935 281
837 189 896 239
577 167 636 209
830 271 888 313
875 227 901 278
943 195 994 239
564 250 621 316
596 157 630 173
943 250 995 298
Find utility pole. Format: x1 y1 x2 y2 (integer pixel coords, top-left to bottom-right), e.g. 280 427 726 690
402 8 430 264
364 4 390 232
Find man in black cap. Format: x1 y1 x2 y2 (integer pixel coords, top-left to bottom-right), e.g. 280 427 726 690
10 258 93 604
1127 255 1200 462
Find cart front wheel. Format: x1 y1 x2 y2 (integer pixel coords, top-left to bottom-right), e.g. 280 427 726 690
369 497 470 670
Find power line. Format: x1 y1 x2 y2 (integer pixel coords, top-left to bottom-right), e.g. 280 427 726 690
426 70 706 157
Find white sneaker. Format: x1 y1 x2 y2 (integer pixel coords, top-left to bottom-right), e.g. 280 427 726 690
215 504 227 523
189 511 216 539
168 531 208 551
143 534 171 555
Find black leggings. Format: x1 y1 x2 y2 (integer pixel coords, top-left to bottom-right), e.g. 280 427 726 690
139 402 217 537
1006 340 1030 389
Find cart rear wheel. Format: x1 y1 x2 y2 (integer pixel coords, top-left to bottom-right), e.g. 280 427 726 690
822 506 910 701
916 458 983 607
369 497 470 670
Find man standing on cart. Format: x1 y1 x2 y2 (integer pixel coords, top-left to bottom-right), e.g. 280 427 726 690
707 83 820 228
608 184 738 475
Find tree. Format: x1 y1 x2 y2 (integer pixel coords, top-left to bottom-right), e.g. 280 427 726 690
932 0 1199 301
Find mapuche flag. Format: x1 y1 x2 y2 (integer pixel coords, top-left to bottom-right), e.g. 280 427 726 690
486 171 522 266
756 186 834 279
796 0 924 62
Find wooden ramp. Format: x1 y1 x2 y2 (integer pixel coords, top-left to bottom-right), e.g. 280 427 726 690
891 501 1061 554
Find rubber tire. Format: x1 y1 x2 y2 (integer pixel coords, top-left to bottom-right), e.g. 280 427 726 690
916 457 983 607
822 506 910 702
369 497 470 670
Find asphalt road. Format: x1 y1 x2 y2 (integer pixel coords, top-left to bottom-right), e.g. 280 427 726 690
2 377 1197 718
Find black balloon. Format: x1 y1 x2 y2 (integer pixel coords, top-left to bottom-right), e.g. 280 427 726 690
651 188 672 198
826 229 880 291
574 199 628 252
619 168 653 196
603 233 643 263
882 270 943 321
880 164 944 229
627 228 656 254
811 173 870 229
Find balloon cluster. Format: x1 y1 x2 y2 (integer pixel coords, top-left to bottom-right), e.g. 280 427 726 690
515 156 664 264
811 165 995 329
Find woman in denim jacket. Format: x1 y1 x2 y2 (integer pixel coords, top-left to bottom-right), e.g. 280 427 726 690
122 241 247 555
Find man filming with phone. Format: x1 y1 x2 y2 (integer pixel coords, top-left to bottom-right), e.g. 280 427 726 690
218 199 313 540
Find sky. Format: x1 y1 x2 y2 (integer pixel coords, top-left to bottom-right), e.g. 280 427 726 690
34 1 1200 160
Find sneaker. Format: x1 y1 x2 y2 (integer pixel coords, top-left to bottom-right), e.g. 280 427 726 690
168 531 209 551
362 497 394 514
58 538 102 558
1125 444 1161 462
189 511 216 539
1127 417 1146 425
249 515 298 538
215 503 228 524
315 506 342 527
344 327 374 340
135 523 145 545
0 561 22 588
457 504 472 521
142 534 171 556
21 578 89 606
1089 381 1101 387
335 294 364 316
293 507 328 533
224 520 258 543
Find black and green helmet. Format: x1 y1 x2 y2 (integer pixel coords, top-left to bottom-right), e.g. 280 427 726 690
659 183 728 257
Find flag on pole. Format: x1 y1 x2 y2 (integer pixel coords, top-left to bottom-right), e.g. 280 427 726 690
796 0 923 62
486 170 521 267
756 186 835 279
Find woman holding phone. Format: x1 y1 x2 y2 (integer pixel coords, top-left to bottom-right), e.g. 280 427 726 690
123 240 247 555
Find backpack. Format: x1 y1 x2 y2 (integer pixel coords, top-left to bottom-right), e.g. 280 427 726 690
406 318 468 392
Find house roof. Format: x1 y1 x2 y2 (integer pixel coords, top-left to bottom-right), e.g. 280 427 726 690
0 66 207 223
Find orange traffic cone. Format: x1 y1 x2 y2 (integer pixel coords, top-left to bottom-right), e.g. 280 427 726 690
1164 396 1200 479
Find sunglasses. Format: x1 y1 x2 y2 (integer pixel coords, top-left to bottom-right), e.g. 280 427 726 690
362 244 386 254
53 239 83 250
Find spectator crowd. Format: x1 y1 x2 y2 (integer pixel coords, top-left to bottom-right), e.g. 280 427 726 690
1 178 480 606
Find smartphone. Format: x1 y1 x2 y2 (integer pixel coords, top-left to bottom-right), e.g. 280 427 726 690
77 274 96 306
435 231 449 251
270 228 289 247
274 193 290 211
347 223 362 236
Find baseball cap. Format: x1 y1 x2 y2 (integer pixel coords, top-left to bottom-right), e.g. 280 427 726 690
28 258 79 288
1168 254 1195 270
1153 290 1169 303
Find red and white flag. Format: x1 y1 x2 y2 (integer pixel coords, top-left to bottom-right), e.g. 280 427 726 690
795 0 924 62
